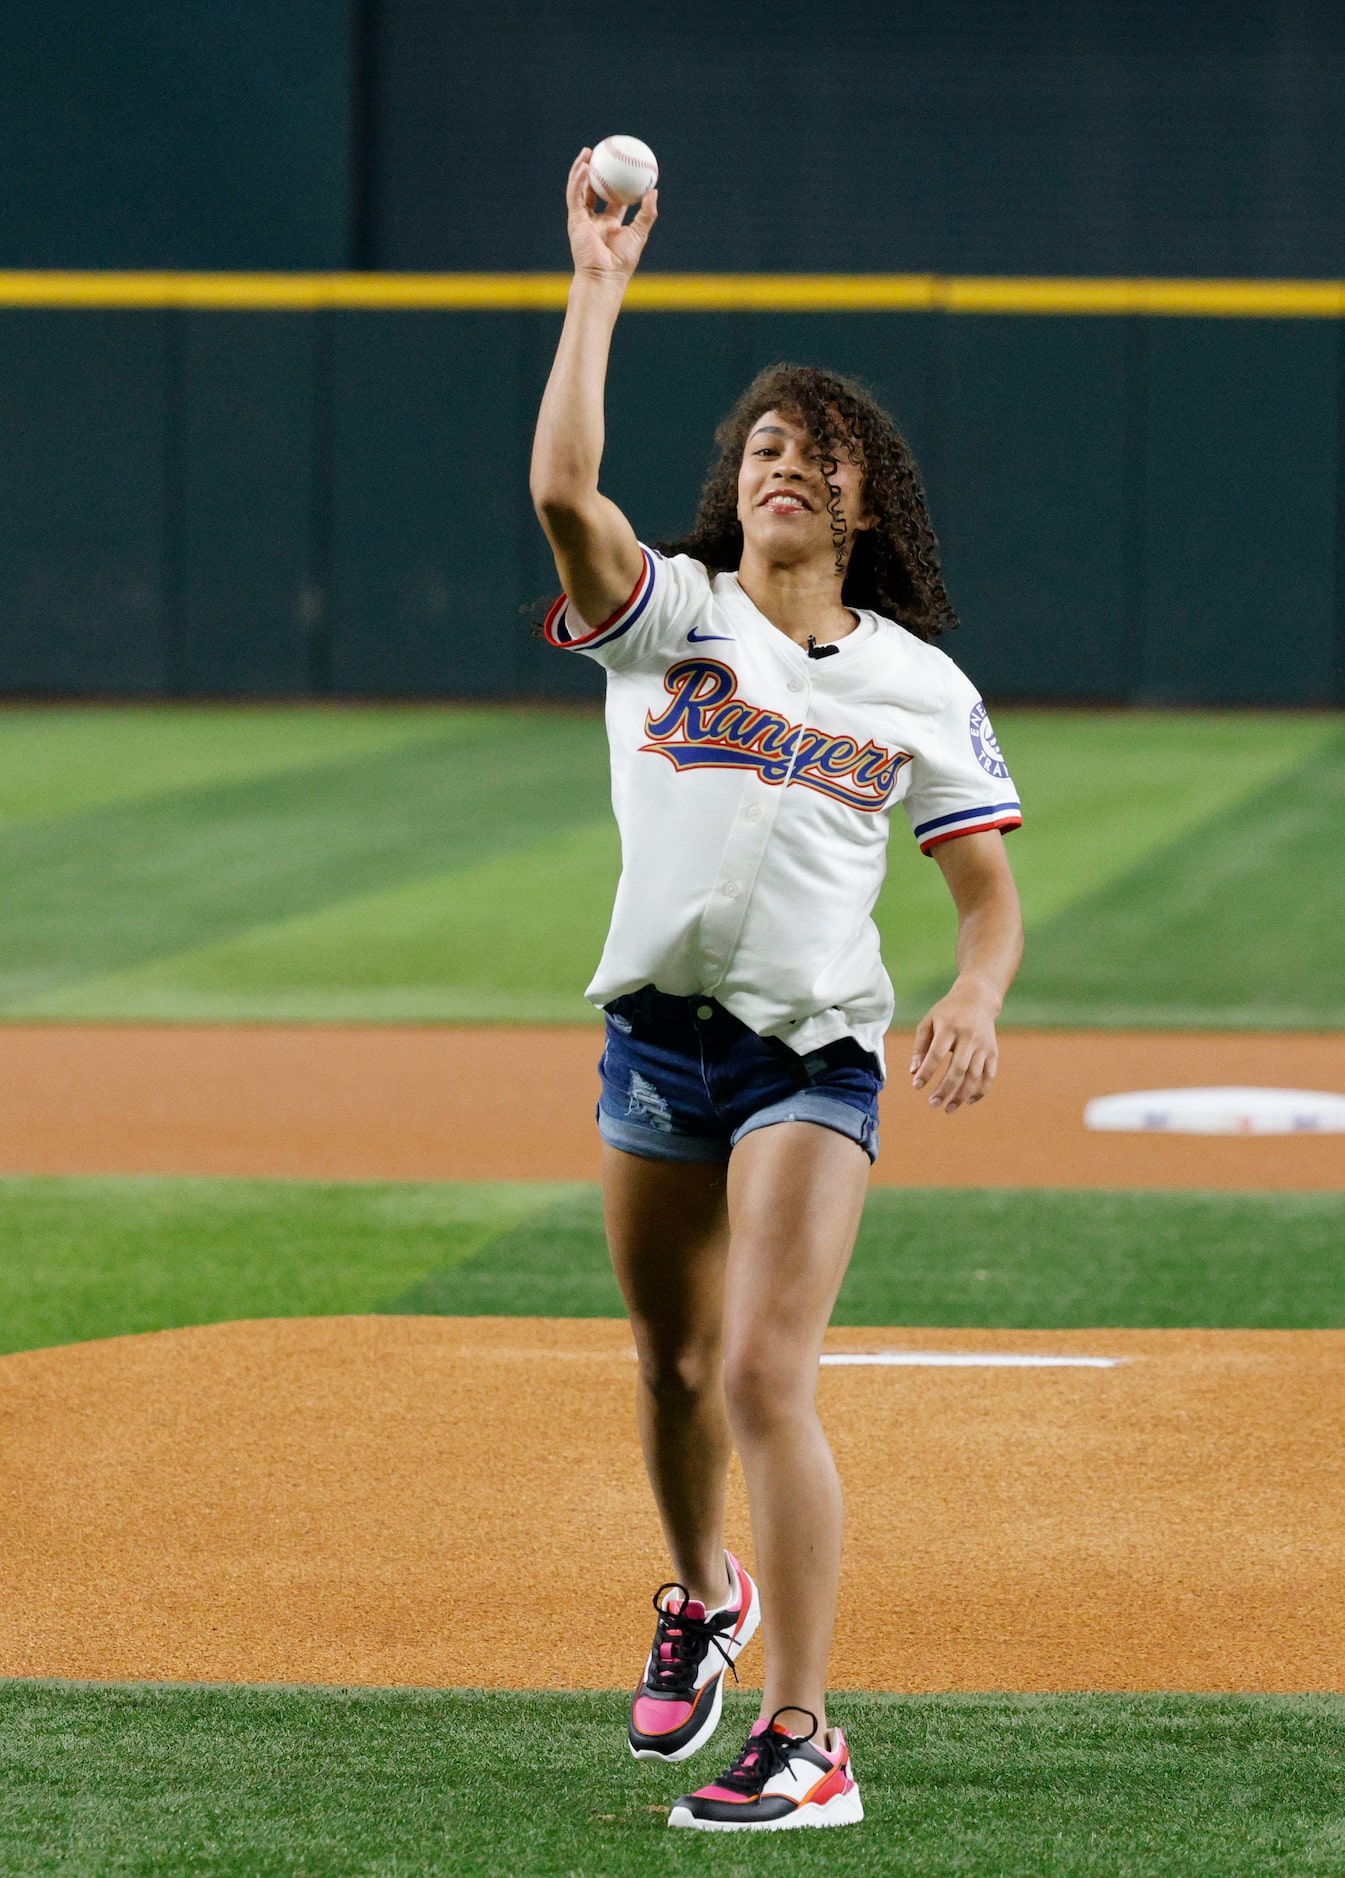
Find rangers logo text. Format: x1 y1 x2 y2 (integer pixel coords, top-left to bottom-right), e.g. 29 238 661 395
642 659 910 813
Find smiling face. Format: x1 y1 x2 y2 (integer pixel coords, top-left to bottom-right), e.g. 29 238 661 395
736 408 871 569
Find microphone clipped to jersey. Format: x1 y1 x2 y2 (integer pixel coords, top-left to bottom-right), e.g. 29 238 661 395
806 635 839 660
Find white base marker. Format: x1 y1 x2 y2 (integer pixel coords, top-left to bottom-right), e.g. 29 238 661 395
820 1352 1125 1369
1084 1085 1345 1135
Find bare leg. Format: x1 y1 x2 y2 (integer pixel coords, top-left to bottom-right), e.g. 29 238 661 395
721 1122 870 1741
603 1144 734 1610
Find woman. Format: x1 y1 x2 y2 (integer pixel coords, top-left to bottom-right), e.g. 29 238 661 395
530 150 1024 1833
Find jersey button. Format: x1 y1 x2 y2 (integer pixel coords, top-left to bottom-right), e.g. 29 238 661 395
722 880 741 898
696 1004 714 1021
787 678 804 693
745 805 762 823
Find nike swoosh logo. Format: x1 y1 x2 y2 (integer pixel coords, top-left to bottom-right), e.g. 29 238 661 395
686 627 735 643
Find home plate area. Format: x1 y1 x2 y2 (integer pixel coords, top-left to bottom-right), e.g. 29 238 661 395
1 1314 1343 1696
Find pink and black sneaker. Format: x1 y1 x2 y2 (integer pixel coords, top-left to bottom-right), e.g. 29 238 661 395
627 1550 760 1762
668 1705 864 1831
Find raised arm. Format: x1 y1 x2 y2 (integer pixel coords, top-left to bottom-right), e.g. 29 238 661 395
530 150 657 629
911 830 1024 1115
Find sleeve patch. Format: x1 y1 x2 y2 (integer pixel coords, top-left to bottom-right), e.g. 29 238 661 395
969 700 1011 780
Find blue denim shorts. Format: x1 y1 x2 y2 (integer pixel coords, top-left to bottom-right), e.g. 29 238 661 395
597 986 882 1165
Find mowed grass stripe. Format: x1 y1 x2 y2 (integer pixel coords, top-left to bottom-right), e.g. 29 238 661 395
882 709 1338 1006
1007 725 1345 1028
28 822 620 1026
3 1177 1344 1357
391 1184 1345 1329
0 1178 571 1357
94 710 1328 1019
0 705 455 832
6 705 1335 1025
0 714 612 1010
2 1684 1342 1876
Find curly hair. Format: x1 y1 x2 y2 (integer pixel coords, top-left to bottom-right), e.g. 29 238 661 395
658 363 957 642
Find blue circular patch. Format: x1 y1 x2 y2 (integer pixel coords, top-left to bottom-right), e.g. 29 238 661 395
969 700 1009 780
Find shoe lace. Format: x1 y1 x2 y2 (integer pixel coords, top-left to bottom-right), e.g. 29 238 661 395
646 1582 741 1697
710 1707 820 1796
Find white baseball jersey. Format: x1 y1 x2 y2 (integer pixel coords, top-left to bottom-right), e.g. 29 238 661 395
544 546 1021 1069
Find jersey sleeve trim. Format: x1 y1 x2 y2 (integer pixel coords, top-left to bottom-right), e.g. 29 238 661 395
915 801 1023 854
542 548 656 652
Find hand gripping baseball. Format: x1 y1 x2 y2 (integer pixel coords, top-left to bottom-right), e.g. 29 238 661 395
566 149 658 284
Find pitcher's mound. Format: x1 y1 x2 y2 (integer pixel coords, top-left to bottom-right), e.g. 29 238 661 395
2 1315 1343 1692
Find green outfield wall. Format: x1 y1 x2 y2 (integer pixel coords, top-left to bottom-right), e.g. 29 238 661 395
2 5 1342 705
0 1 353 272
0 287 1341 706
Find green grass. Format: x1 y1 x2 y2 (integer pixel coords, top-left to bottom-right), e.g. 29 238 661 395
0 1178 571 1357
1 1683 1342 1876
1 704 1340 1026
1008 730 1345 1026
42 823 621 1025
4 1176 1344 1356
880 710 1341 1013
391 1185 1345 1329
0 705 453 830
0 711 612 1015
837 1187 1345 1329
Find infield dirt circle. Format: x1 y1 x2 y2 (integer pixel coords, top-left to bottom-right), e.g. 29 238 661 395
3 1315 1345 1694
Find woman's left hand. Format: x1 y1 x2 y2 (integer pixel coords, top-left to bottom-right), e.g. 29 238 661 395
909 976 1001 1116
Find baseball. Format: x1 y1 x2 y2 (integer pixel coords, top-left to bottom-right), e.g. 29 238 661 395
589 135 659 206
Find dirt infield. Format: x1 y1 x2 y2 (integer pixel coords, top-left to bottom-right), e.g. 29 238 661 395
2 1314 1342 1693
0 1023 1341 1189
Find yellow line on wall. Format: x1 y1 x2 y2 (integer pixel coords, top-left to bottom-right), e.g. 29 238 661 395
0 271 1342 316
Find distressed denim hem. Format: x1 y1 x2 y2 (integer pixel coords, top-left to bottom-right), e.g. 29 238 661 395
730 1092 880 1164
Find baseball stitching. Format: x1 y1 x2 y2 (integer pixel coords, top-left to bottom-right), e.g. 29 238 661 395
593 140 657 202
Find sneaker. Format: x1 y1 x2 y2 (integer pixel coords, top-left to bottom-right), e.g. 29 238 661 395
667 1706 864 1831
627 1550 760 1762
